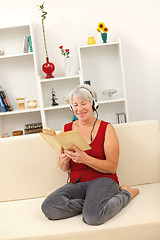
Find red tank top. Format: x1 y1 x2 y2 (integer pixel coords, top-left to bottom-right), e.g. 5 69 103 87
64 120 119 184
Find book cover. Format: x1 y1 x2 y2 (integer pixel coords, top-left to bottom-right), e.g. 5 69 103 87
0 94 6 112
0 86 13 111
0 91 8 110
28 36 33 52
39 128 91 151
23 36 29 53
25 122 42 134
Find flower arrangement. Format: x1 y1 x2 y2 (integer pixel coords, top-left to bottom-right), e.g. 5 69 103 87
59 46 74 76
97 22 109 43
97 22 109 34
59 46 70 58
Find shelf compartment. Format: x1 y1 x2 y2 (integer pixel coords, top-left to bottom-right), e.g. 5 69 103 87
79 43 124 99
0 111 41 137
0 56 39 111
45 108 73 131
0 24 32 56
41 77 80 109
98 101 127 124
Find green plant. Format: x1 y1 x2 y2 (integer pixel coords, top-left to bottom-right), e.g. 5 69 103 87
37 2 48 58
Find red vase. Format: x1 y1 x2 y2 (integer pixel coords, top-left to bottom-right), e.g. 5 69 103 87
42 57 55 79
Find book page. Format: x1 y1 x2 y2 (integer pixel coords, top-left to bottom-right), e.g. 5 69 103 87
57 130 91 151
39 133 61 150
39 130 91 151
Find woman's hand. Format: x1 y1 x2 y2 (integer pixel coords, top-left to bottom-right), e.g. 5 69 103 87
64 124 119 174
64 144 89 164
58 147 71 172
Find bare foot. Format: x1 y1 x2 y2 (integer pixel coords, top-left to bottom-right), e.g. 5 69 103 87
120 185 139 200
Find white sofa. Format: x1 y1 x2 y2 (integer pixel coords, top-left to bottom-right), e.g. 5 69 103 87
0 120 160 240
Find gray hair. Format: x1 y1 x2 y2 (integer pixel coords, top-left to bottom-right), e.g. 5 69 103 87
69 84 98 105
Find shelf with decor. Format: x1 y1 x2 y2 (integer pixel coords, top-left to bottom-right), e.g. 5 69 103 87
39 75 80 130
0 22 41 137
77 39 129 124
0 19 129 137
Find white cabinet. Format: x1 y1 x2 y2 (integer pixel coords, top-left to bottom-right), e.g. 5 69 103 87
78 40 129 124
0 22 128 137
0 23 41 136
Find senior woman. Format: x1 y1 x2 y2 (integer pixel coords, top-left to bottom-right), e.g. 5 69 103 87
41 84 139 225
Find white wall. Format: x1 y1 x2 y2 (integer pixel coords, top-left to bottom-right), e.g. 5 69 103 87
0 0 160 122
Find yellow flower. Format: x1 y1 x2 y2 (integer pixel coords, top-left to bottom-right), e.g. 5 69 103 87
97 28 102 33
98 22 105 30
103 27 109 33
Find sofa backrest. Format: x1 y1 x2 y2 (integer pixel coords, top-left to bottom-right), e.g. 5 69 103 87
115 120 160 186
0 134 67 202
0 120 160 202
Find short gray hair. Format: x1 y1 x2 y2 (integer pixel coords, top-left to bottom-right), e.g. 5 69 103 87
69 84 98 105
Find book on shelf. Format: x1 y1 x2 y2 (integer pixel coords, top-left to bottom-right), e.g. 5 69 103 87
24 122 42 134
0 85 13 112
23 36 29 53
28 36 33 52
0 93 6 112
39 127 91 151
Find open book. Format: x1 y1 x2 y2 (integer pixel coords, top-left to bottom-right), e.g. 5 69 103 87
39 127 91 151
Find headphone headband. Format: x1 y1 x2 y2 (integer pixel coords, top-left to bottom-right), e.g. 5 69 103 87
70 86 98 111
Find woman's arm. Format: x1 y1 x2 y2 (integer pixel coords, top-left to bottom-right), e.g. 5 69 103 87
64 124 119 174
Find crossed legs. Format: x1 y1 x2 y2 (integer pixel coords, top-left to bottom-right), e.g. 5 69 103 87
41 177 139 225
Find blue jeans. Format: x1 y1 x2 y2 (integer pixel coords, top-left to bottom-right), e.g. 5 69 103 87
41 177 131 225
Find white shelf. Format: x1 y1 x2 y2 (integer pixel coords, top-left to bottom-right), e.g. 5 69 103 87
0 52 33 59
0 108 41 116
98 98 125 105
79 41 119 49
43 98 125 112
44 104 70 111
0 23 30 30
40 74 79 83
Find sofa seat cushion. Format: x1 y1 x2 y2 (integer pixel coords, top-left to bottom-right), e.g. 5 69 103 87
1 183 160 240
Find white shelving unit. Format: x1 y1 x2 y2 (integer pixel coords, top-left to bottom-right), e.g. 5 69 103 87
78 40 129 124
0 23 41 136
0 22 128 137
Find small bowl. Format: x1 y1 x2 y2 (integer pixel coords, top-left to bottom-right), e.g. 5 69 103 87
12 130 23 136
27 100 37 108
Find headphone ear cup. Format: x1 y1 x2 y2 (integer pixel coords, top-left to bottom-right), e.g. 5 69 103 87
92 99 95 111
92 98 98 111
95 100 98 110
70 104 73 111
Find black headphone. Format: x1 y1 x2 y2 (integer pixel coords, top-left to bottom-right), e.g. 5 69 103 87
70 86 98 112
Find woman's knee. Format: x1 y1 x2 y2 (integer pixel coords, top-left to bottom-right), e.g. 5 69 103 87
83 209 107 226
41 199 59 220
83 214 106 226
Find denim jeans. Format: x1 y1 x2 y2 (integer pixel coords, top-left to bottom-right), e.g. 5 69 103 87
41 177 131 225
